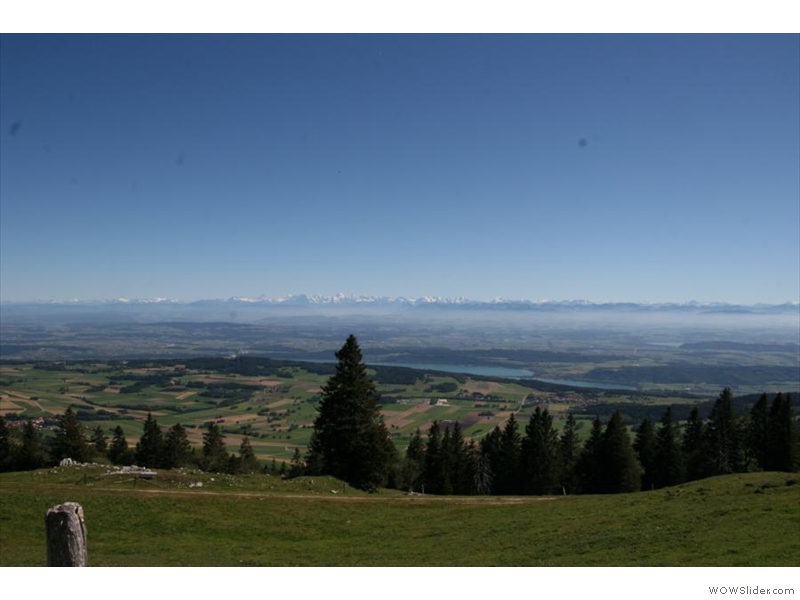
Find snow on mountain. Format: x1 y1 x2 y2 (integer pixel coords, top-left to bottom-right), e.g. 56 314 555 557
2 295 798 313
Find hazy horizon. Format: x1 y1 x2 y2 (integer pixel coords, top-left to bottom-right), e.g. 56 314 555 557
2 292 799 306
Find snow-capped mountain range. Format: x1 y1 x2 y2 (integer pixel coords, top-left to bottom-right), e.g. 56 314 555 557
2 294 798 313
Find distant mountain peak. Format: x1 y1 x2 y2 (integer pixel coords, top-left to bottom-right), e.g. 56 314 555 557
2 294 798 313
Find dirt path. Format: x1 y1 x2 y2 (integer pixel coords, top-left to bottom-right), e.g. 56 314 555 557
43 485 558 505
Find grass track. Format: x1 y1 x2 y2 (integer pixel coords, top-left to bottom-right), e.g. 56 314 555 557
1 469 798 566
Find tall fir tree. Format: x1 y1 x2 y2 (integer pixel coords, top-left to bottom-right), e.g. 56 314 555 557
288 447 305 478
90 426 108 458
52 407 89 463
576 417 604 494
600 411 641 494
108 425 133 465
558 412 580 494
746 393 769 470
16 420 47 471
202 421 230 473
520 407 560 495
478 427 502 494
238 436 260 474
135 412 165 468
652 406 684 488
471 440 493 495
705 387 742 475
163 423 193 469
682 406 706 481
306 335 396 491
447 421 470 495
402 428 425 492
633 418 657 491
495 413 522 495
439 425 455 494
764 393 797 472
423 421 445 494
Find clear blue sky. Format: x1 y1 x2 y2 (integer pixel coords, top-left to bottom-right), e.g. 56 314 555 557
1 34 798 303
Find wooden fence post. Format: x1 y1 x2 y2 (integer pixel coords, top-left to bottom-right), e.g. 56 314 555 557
45 502 87 566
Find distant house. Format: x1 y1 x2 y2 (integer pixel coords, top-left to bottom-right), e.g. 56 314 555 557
435 398 448 406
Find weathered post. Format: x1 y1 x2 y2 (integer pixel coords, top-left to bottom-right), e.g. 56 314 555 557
45 502 87 566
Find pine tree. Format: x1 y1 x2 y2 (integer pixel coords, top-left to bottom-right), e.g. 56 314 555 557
439 425 454 494
633 418 656 491
52 407 89 463
653 406 684 488
238 436 260 474
558 413 580 494
682 406 705 481
479 426 502 493
163 423 193 469
764 393 797 472
705 387 742 475
202 421 229 473
520 407 560 495
495 413 522 495
576 417 604 494
108 426 133 465
447 421 469 495
471 441 493 495
288 447 305 478
423 421 445 494
402 428 425 492
90 426 108 458
306 335 396 491
746 393 769 470
15 420 47 471
600 411 642 494
135 412 165 468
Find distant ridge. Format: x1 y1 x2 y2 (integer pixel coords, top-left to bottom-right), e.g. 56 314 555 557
2 294 798 314
0 294 800 321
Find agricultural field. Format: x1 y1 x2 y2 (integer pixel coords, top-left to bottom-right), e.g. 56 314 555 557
1 466 797 566
0 358 790 467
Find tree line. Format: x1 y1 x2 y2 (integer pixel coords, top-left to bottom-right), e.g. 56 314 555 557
0 408 298 476
301 336 798 494
394 388 797 496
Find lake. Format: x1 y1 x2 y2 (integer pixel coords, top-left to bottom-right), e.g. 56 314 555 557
293 358 637 391
374 362 535 378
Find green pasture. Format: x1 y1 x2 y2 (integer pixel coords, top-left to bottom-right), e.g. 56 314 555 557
1 468 797 566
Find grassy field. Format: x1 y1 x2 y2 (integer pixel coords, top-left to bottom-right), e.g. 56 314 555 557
1 467 797 566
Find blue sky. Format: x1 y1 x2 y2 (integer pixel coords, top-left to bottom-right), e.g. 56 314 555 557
1 34 798 304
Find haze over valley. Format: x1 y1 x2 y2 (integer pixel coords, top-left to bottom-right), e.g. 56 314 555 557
2 294 797 395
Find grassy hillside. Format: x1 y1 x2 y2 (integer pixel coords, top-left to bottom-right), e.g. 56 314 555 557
1 468 797 566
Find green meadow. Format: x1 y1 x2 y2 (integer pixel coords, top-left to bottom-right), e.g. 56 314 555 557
1 468 797 566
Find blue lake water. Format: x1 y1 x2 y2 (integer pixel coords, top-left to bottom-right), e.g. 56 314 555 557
375 362 535 379
535 378 637 391
293 358 637 391
374 362 638 390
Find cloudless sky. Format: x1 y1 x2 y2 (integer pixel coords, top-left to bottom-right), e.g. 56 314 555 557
1 34 798 303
